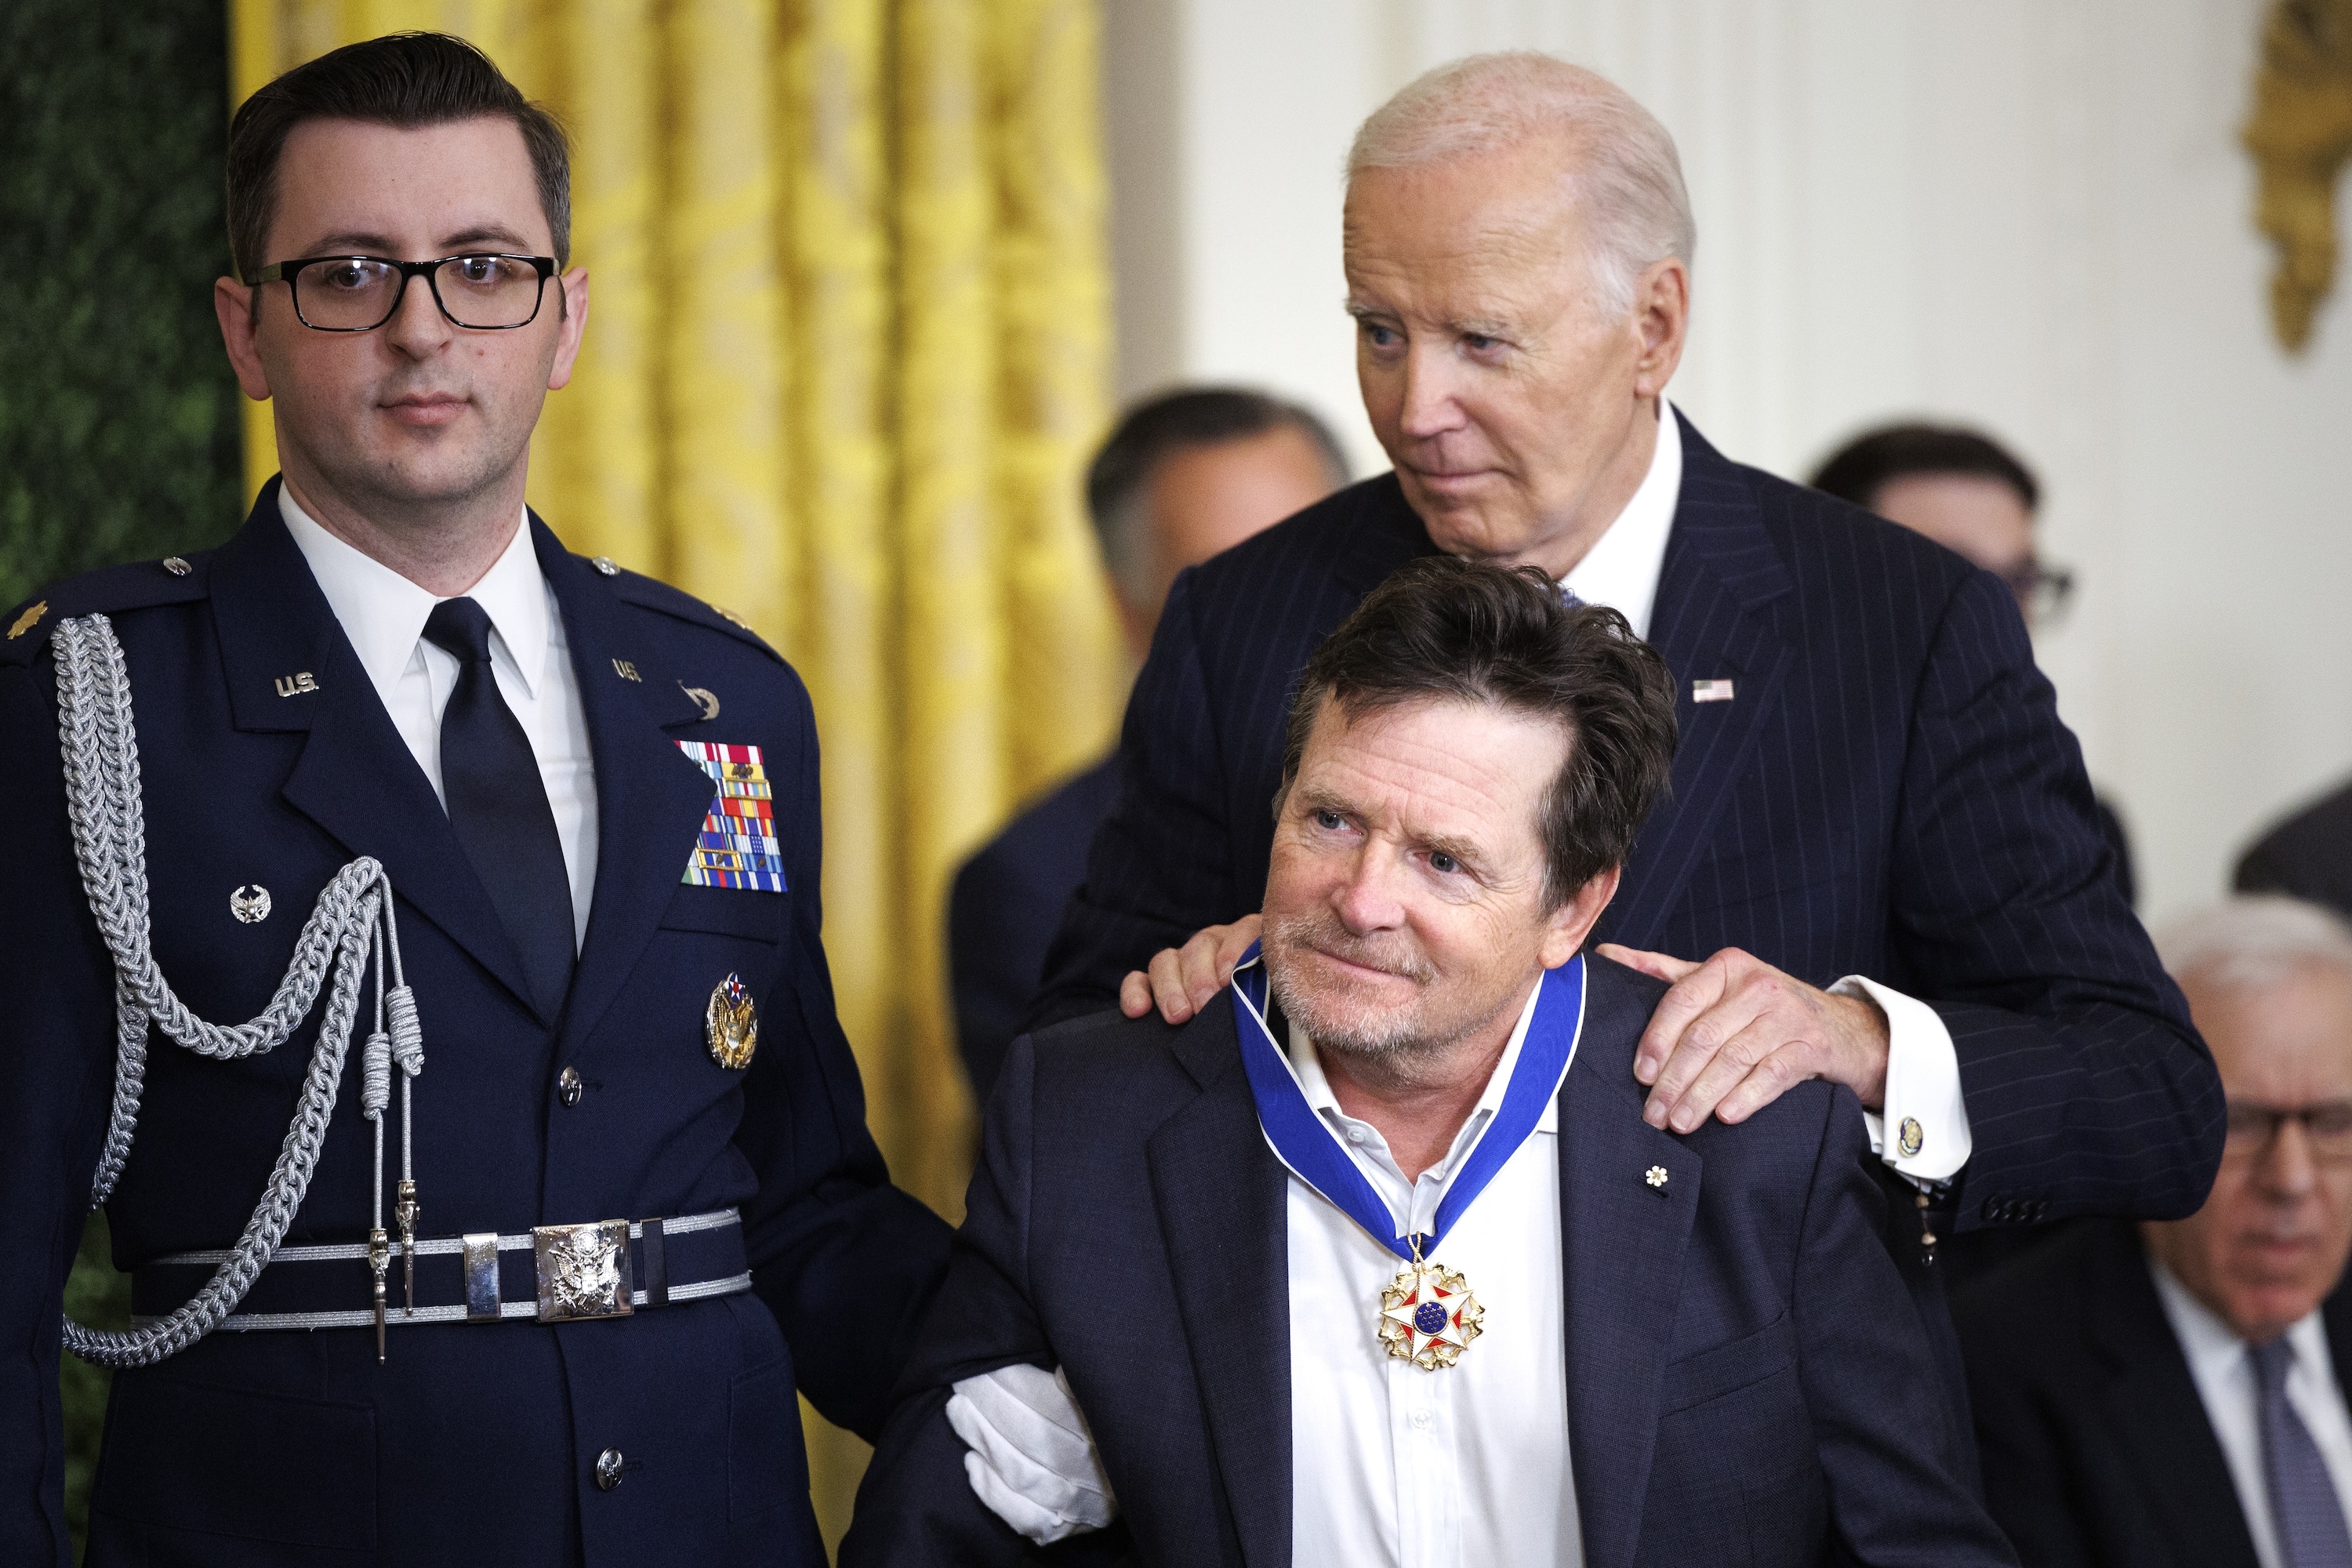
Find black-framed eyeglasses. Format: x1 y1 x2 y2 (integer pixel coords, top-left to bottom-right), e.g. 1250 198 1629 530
252 254 558 332
2002 559 2076 629
2224 1098 2352 1162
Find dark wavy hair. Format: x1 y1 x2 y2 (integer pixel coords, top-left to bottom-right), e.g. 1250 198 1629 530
1809 422 2039 514
1085 387 1348 606
227 32 571 283
1278 556 1679 909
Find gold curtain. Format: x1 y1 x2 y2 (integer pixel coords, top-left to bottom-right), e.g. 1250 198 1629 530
230 0 1120 1544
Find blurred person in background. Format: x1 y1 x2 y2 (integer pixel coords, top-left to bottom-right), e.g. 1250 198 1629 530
2237 767 2352 924
2241 794 2352 924
1810 422 2135 905
947 388 1347 1103
1958 895 2352 1568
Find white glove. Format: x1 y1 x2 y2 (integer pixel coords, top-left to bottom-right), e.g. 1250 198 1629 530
946 1363 1116 1546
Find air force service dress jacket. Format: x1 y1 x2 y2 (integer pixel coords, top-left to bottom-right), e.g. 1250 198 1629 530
1033 413 2223 1250
843 956 2020 1568
0 482 952 1567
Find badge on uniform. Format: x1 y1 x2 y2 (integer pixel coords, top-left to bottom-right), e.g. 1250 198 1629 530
707 973 758 1069
675 741 787 892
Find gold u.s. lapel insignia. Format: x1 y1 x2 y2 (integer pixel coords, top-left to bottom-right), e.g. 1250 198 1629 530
706 973 758 1069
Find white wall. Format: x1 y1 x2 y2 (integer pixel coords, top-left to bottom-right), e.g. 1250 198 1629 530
1104 0 2352 927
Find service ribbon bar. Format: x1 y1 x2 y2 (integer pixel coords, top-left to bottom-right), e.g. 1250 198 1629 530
675 741 788 892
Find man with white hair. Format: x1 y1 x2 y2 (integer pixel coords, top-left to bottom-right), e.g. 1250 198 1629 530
1030 51 2219 1450
1958 895 2352 1568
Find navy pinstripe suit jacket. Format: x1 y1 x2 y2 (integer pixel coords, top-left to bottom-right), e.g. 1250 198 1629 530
1033 412 2223 1238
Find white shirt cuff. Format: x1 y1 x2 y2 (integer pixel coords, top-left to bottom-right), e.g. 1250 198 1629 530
1829 975 1972 1183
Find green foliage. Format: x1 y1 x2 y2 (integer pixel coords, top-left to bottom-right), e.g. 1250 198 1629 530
0 0 243 613
60 1216 128 1564
3 4 230 1556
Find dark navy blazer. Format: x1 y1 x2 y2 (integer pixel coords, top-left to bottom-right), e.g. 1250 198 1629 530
948 755 1120 1105
0 485 952 1566
844 957 2020 1568
1033 414 2222 1240
1956 1219 2352 1568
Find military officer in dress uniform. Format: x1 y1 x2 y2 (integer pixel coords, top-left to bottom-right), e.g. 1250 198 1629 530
0 33 950 1567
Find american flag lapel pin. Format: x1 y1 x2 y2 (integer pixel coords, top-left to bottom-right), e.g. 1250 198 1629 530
1693 678 1736 703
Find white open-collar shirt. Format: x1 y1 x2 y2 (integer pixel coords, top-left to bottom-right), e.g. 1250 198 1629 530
279 486 599 947
1285 978 1578 1568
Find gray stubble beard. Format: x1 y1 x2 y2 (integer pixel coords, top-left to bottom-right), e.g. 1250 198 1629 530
1262 909 1519 1093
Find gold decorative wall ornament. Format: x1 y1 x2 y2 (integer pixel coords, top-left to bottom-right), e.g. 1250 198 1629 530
2245 0 2352 351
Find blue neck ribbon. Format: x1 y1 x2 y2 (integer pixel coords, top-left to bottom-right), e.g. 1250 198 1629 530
1231 941 1586 1263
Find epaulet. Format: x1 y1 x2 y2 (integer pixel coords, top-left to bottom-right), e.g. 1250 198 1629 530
2 553 213 670
586 555 785 665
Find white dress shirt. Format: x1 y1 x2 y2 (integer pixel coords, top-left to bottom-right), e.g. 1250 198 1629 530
1559 394 1680 640
2152 1260 2352 1568
279 487 600 946
1558 398 1969 1182
1283 979 1579 1568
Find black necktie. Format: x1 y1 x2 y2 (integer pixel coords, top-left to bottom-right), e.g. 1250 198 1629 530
422 597 576 1018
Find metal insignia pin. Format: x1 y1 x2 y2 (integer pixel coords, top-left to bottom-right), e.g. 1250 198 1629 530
1645 1164 1669 1191
591 556 619 576
162 556 191 577
230 884 271 924
681 684 720 722
7 601 46 640
706 974 758 1069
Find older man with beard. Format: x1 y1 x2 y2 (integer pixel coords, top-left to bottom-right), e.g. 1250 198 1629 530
843 557 2016 1568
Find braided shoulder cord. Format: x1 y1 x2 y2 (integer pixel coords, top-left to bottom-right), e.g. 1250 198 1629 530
51 615 423 1368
